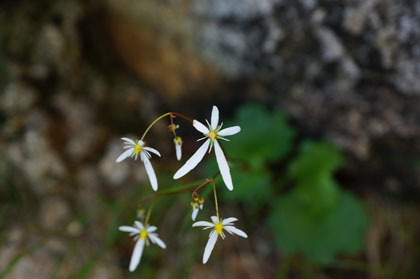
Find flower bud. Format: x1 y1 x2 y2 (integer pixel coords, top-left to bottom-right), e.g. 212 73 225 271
173 136 183 161
168 124 179 133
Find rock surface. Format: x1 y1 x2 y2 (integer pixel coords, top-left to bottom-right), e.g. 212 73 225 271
1 0 420 277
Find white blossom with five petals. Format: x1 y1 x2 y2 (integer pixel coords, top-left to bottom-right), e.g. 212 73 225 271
119 221 166 272
173 106 240 190
116 138 161 191
192 216 247 264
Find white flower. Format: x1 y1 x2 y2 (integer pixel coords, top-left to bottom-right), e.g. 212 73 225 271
119 221 166 272
192 216 247 264
173 136 183 161
116 138 161 191
173 106 240 190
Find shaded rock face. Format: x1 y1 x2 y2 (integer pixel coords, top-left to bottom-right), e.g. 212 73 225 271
194 0 420 96
1 0 420 277
101 0 420 195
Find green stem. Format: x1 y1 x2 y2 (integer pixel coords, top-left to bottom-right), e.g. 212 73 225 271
144 198 158 225
139 180 204 205
212 180 219 219
140 112 171 141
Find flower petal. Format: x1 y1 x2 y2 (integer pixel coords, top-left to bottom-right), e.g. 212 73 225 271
222 217 238 225
192 208 199 221
193 120 210 134
143 147 161 157
147 226 157 233
121 137 136 145
173 139 210 179
119 226 140 234
211 216 219 224
148 233 166 249
214 140 233 190
116 148 134 163
129 238 145 272
203 230 218 264
211 106 219 130
142 154 158 191
175 143 182 161
218 126 241 137
134 221 144 230
192 221 215 228
224 226 248 238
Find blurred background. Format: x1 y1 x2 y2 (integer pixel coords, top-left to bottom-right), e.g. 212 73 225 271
1 0 420 278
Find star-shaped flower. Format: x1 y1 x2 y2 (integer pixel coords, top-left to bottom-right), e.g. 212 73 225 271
119 221 166 272
193 216 247 264
116 138 161 191
173 106 240 190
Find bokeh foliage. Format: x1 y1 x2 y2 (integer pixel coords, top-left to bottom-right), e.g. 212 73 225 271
211 103 369 264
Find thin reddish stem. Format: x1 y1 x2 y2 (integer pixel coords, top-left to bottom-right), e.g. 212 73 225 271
138 172 220 208
192 172 219 197
170 112 193 123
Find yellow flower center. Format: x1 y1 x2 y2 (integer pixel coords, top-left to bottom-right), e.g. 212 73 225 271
215 223 223 235
134 144 143 156
208 131 217 140
140 230 148 239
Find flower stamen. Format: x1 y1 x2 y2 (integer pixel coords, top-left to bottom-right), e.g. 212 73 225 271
215 223 223 234
140 230 148 239
208 131 217 140
134 143 143 156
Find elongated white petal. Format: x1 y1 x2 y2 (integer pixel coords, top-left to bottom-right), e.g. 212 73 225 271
175 143 182 161
218 126 241 137
214 140 233 191
142 155 158 191
121 137 136 145
173 139 210 179
192 208 199 221
193 221 215 228
211 106 219 130
148 233 166 249
203 230 218 264
143 147 161 157
129 238 145 272
119 226 140 234
211 216 219 224
224 226 248 238
222 217 238 225
147 226 157 233
116 148 134 163
123 145 134 149
137 140 145 146
134 221 144 230
193 120 210 134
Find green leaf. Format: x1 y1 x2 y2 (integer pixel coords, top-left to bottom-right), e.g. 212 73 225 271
287 141 344 212
225 103 295 168
288 141 344 183
204 158 271 205
268 189 369 264
223 164 272 203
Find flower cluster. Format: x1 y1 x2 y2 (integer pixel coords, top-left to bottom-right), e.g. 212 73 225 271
116 106 247 271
